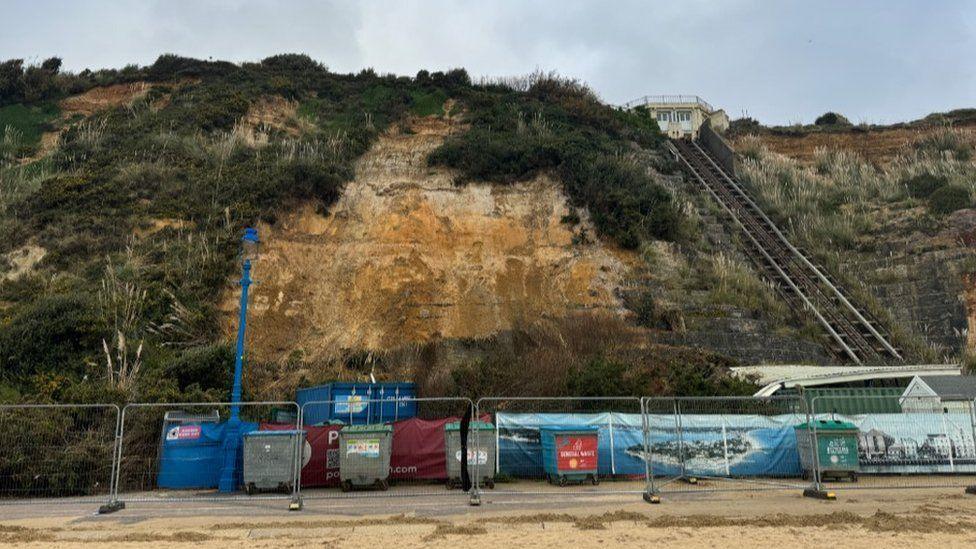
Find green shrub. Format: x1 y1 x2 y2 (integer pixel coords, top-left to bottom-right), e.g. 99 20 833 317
928 184 972 215
566 356 634 398
162 345 234 392
428 80 677 248
0 293 105 383
814 112 851 126
904 173 947 199
409 89 448 116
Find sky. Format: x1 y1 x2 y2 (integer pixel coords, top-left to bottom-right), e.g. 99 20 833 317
2 0 974 125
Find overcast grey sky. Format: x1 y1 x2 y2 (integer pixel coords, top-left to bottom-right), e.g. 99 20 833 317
2 0 974 124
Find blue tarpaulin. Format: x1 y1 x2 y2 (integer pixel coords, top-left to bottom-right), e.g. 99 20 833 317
158 421 258 489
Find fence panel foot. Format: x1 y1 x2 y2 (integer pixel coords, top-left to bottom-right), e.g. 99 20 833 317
469 490 481 506
289 497 303 511
803 487 836 500
643 492 661 504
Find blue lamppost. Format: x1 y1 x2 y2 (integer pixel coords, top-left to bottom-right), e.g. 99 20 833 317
218 227 259 493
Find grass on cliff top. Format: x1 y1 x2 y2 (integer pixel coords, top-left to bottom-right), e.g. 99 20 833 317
0 102 60 157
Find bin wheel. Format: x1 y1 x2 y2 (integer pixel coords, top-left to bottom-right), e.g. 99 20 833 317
801 470 810 481
378 479 389 491
446 479 455 490
850 472 858 483
244 483 255 496
591 475 599 486
558 475 567 487
485 479 495 490
340 480 352 492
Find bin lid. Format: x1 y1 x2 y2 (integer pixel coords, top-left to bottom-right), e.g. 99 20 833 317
539 426 600 433
244 430 305 437
341 424 392 434
445 421 495 431
794 419 858 431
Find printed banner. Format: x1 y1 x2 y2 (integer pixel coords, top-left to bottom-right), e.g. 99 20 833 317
556 435 598 471
822 413 976 474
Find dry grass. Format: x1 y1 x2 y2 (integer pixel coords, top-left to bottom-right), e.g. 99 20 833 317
736 129 976 252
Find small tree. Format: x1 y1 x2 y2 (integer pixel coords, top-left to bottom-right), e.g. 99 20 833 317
814 112 851 126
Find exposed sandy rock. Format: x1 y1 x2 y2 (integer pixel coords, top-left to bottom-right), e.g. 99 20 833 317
234 96 310 146
3 244 46 281
226 115 630 363
23 82 155 163
60 82 152 116
133 218 196 238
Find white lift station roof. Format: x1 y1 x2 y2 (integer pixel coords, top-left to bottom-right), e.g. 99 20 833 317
735 364 963 397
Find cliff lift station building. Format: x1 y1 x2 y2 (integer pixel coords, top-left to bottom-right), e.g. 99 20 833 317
622 95 729 139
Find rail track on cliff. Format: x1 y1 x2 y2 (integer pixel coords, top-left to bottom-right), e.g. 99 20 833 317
670 138 903 365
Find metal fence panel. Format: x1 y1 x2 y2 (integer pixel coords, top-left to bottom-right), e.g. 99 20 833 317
645 396 815 495
297 397 474 502
472 397 648 502
0 404 120 505
114 401 300 506
811 395 976 492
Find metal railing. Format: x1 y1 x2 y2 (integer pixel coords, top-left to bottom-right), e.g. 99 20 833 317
642 396 816 495
0 404 120 506
296 397 474 501
3 394 976 513
809 395 976 492
621 95 714 112
471 397 647 504
113 401 301 507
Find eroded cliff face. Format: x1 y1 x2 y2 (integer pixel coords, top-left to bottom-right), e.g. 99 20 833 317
224 115 630 363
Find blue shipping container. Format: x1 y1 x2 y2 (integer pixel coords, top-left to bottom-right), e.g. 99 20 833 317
296 382 416 426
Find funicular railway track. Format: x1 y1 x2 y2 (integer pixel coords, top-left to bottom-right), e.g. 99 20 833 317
670 138 903 365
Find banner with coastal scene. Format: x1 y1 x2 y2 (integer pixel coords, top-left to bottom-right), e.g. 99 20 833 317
495 412 976 477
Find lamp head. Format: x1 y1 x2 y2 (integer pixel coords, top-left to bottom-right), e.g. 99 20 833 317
241 227 260 263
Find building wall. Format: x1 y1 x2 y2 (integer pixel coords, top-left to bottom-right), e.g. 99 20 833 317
646 102 710 138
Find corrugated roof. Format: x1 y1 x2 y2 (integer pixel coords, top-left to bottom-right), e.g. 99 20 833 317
918 376 976 399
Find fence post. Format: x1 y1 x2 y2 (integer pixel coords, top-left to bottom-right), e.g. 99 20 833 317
968 398 976 495
803 397 835 500
98 404 125 514
673 398 696 484
640 398 660 503
290 401 303 511
469 398 482 506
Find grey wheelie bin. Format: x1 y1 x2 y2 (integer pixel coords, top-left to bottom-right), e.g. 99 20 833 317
242 430 305 494
445 421 496 489
338 424 393 491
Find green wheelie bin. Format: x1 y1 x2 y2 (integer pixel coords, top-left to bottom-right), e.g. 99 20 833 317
795 419 860 482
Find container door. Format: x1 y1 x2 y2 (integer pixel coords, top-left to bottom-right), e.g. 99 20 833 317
335 386 371 424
